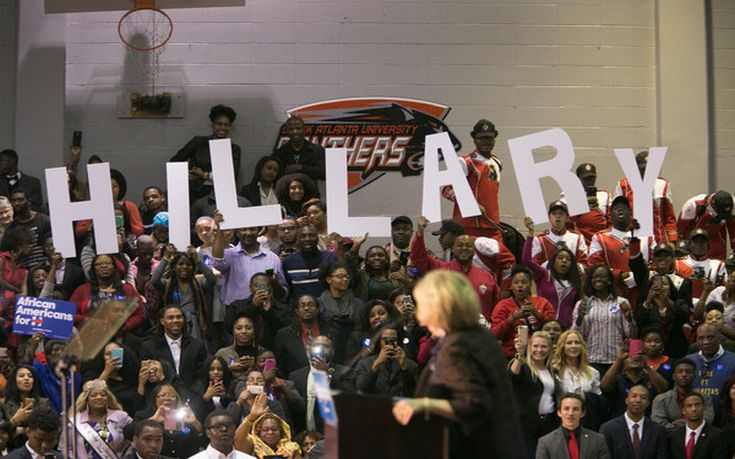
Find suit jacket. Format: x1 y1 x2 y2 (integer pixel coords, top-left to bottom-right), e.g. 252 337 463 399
5 445 62 458
0 172 43 211
122 453 176 459
666 423 727 459
138 334 208 386
288 363 354 433
600 415 667 459
536 427 610 459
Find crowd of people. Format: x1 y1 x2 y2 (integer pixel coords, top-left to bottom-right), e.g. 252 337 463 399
0 106 733 459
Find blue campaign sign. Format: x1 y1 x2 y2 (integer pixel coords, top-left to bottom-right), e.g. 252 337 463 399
12 296 75 340
312 370 338 427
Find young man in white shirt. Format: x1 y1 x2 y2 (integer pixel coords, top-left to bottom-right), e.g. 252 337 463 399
189 410 256 459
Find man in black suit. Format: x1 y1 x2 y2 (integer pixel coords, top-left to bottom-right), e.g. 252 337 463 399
667 392 727 459
121 419 176 459
536 393 610 459
5 406 62 458
273 116 326 183
0 149 43 212
288 336 354 433
139 304 208 387
600 384 667 459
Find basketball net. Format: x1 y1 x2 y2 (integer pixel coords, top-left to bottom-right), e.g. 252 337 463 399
118 0 173 95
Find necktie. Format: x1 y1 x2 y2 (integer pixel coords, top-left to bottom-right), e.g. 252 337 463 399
306 329 314 349
568 431 579 459
686 431 695 459
632 423 641 458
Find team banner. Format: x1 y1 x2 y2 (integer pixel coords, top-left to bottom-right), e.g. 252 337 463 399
274 97 462 193
12 296 76 340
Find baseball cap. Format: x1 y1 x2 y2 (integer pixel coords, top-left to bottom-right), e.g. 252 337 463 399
548 200 569 215
152 211 169 229
674 240 690 258
652 243 673 256
575 163 597 178
611 195 630 209
471 119 497 138
712 191 733 215
391 216 413 227
689 228 708 240
431 219 465 236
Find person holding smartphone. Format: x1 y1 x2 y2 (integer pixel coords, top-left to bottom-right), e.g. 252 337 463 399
354 322 418 397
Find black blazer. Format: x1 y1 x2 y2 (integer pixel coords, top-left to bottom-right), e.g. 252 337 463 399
289 363 354 433
600 415 667 459
4 445 62 458
667 423 727 459
138 334 208 387
0 172 43 212
508 362 560 438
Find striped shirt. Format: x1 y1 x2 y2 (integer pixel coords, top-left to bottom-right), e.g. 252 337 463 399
572 295 635 364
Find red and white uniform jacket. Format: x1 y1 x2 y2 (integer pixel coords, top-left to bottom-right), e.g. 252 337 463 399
441 236 516 291
588 228 653 305
565 190 612 245
442 151 501 239
678 193 735 260
615 177 677 244
532 229 588 268
676 256 729 305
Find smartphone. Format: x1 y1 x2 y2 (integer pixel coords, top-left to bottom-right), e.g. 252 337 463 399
247 385 263 395
115 215 124 229
23 397 35 408
263 358 276 374
72 130 83 147
255 280 270 293
163 408 186 431
110 347 124 366
629 339 643 357
265 267 274 277
517 325 529 350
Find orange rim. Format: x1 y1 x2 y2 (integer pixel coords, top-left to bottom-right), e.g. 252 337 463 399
117 7 173 52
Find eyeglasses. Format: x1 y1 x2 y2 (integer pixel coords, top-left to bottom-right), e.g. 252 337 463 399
208 422 235 431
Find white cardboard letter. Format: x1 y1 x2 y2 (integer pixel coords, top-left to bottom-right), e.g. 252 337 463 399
166 162 191 249
325 148 391 237
422 132 481 221
507 128 588 222
210 139 282 229
614 146 667 238
45 163 117 258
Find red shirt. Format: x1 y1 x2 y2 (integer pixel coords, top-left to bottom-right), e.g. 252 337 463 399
491 296 555 358
410 234 501 320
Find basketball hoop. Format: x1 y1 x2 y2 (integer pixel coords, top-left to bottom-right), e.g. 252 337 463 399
117 0 173 52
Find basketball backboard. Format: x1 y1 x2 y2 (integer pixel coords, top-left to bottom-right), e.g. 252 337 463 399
45 0 245 14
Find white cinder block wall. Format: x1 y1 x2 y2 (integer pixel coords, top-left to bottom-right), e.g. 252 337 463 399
64 0 664 233
712 0 735 195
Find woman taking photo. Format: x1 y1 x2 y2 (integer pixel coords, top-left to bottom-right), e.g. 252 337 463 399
392 270 525 459
240 155 283 207
190 355 234 420
151 244 216 340
70 253 146 333
572 264 634 373
508 331 559 458
234 394 302 459
522 217 581 329
635 273 690 358
66 379 132 459
81 341 139 415
491 265 556 358
216 313 265 380
318 262 364 364
1 365 51 445
355 322 418 397
344 299 401 362
129 383 205 458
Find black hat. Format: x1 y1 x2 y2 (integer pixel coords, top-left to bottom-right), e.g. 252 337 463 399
548 200 569 215
712 191 733 215
391 216 413 227
674 240 690 258
652 243 673 256
471 119 497 138
575 163 597 178
689 228 709 240
611 195 630 209
431 219 466 236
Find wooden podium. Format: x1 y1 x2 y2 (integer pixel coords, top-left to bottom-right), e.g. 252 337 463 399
324 393 449 459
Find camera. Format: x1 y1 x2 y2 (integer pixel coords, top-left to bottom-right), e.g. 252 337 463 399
310 344 327 360
247 385 263 395
382 337 399 347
